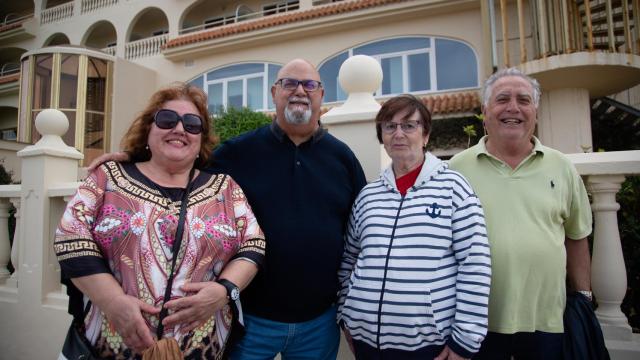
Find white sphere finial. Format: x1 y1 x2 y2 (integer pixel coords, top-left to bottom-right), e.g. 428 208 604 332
338 55 383 94
35 108 69 137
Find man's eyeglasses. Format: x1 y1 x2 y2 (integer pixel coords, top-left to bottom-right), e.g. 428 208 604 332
154 109 203 135
276 78 322 92
381 121 422 134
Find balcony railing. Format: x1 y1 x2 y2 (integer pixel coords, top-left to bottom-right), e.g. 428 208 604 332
41 2 74 25
180 1 301 35
124 34 168 59
0 63 20 77
1 13 33 27
81 0 119 14
100 46 116 56
491 0 639 67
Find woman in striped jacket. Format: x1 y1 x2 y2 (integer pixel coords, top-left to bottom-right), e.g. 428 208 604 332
337 94 491 359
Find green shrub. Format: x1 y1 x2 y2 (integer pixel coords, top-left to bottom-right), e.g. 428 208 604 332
212 107 272 145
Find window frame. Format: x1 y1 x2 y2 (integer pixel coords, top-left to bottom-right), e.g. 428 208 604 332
318 36 479 103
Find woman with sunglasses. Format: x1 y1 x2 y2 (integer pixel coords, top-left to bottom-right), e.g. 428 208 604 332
54 83 265 359
337 95 491 359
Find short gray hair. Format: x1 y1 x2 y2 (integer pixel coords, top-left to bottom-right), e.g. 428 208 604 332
482 67 541 108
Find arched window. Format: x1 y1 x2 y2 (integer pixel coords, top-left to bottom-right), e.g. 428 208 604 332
189 62 282 113
318 37 479 102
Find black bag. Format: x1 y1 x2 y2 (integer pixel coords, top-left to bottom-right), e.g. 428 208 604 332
61 324 97 360
563 291 610 360
61 301 97 360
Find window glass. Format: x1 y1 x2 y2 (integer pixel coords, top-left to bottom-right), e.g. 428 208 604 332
189 75 203 89
62 110 76 148
207 63 263 81
227 80 243 109
319 37 478 100
435 38 478 90
208 83 223 114
381 56 403 95
268 64 280 108
59 54 79 109
84 112 104 166
84 57 109 166
247 77 263 110
86 58 107 112
319 51 348 102
33 54 53 110
408 53 429 92
193 63 282 111
354 37 430 56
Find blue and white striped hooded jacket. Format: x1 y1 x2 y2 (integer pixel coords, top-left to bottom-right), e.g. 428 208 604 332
337 152 491 357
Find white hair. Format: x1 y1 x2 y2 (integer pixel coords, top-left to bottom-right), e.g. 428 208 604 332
482 67 541 108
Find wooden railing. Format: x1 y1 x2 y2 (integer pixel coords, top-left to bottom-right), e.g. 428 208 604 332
493 0 639 67
41 2 74 25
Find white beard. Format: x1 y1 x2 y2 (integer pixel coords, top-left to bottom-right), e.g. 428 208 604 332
284 105 312 125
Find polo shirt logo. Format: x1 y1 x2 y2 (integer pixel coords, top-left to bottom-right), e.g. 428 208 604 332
426 203 441 218
551 180 555 189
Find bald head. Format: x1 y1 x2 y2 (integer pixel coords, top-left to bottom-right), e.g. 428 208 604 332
277 58 320 80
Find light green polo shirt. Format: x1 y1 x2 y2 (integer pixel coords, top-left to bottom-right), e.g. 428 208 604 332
449 136 592 334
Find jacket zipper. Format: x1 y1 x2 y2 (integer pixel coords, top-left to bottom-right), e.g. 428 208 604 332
375 194 405 352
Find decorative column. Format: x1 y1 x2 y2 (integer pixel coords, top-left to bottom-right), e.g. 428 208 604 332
588 174 633 341
15 108 83 309
322 55 383 181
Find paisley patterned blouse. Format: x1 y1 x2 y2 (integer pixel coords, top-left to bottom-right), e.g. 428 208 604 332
54 161 265 359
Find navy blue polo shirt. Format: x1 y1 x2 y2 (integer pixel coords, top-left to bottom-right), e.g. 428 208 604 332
207 121 366 322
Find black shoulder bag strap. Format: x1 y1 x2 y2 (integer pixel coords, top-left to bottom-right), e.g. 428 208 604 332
155 167 196 339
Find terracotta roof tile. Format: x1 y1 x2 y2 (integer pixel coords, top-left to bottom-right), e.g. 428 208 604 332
383 91 481 115
0 73 20 85
166 0 408 49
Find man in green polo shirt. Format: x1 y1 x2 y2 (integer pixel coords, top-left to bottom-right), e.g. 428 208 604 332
449 67 592 359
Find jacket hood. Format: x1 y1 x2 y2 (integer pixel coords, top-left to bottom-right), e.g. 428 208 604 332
381 152 447 193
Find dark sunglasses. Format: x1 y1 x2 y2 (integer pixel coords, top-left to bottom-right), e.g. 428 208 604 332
153 109 203 135
276 78 322 92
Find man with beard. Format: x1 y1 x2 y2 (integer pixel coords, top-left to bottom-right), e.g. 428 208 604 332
209 58 367 359
88 59 366 358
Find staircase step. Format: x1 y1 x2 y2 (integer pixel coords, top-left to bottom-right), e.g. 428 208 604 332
578 0 632 15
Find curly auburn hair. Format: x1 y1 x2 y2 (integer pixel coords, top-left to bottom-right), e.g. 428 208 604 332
375 94 432 147
120 83 217 169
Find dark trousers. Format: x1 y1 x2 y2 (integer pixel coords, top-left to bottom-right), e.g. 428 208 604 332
352 339 445 360
474 331 564 360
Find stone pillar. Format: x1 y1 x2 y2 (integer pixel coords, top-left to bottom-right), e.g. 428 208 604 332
588 174 633 341
537 88 593 153
322 55 383 181
15 108 83 309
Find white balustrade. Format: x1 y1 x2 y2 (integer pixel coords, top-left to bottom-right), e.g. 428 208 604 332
101 46 116 56
125 34 168 59
0 186 19 288
565 151 640 347
81 0 118 14
40 2 74 25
